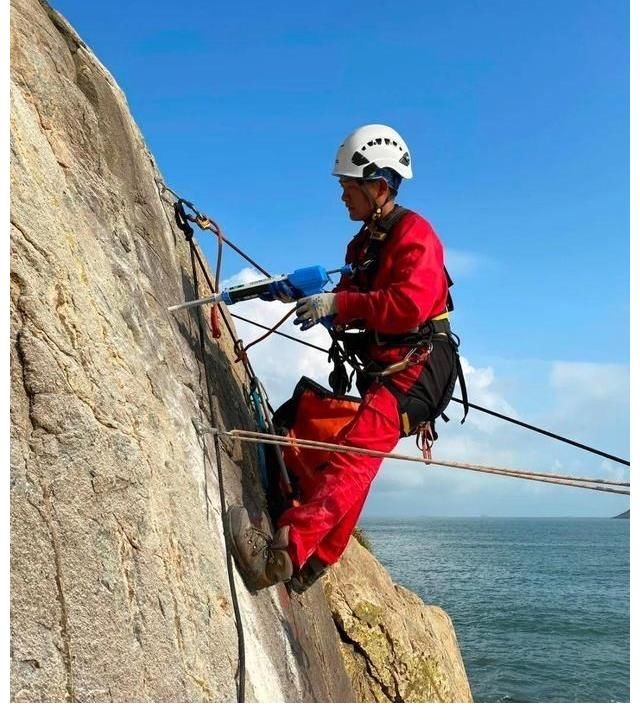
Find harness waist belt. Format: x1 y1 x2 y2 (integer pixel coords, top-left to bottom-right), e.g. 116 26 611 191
375 316 451 345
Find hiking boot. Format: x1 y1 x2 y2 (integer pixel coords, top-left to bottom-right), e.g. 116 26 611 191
227 505 293 591
288 555 329 595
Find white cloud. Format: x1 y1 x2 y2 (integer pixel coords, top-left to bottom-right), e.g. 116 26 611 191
456 356 518 433
444 249 486 277
550 361 629 402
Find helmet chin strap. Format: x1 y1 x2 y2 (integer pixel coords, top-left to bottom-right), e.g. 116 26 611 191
360 181 393 226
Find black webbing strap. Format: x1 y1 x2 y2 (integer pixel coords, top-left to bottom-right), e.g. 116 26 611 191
444 266 455 312
435 330 468 425
454 348 469 423
374 204 410 234
351 205 410 291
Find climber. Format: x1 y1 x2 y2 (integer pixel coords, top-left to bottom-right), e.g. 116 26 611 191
228 124 461 593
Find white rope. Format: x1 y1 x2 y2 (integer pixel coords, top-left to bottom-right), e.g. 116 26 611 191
197 426 630 496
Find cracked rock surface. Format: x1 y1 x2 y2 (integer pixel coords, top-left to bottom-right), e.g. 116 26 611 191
325 539 473 702
10 0 353 702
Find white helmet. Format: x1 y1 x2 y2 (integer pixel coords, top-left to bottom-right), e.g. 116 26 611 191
332 124 413 181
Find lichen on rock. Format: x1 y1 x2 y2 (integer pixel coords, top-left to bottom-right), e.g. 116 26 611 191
325 537 473 702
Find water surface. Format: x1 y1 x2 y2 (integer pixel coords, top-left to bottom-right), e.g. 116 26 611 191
361 517 629 702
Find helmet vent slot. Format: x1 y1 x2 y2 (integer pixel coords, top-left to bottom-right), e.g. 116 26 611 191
351 151 369 166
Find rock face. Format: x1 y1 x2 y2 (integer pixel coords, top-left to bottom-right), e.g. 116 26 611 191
10 0 471 703
10 0 352 702
326 539 473 702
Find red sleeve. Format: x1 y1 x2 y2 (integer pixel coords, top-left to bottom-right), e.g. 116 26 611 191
334 215 447 334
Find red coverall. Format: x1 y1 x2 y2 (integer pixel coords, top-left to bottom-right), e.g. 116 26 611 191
277 210 450 569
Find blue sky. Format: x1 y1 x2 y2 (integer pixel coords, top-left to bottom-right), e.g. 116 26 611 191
52 0 630 516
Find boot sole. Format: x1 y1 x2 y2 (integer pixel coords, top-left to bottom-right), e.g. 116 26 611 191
287 568 328 595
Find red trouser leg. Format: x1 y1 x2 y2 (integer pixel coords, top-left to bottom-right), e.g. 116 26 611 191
277 383 401 569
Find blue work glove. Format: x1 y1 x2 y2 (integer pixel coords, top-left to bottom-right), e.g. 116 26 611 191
294 293 337 331
259 278 297 302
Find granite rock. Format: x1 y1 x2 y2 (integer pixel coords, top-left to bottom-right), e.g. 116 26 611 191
325 538 473 702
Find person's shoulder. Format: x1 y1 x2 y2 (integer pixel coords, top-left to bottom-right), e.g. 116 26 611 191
395 208 439 240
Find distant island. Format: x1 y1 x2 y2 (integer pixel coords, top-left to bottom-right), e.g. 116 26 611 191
613 509 630 519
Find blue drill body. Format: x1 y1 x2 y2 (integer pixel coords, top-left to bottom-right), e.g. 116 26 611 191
219 264 351 305
168 264 352 314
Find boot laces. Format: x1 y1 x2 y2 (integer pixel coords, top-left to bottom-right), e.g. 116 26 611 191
245 525 273 560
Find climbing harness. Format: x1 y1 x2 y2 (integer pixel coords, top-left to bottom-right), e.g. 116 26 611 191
326 204 469 445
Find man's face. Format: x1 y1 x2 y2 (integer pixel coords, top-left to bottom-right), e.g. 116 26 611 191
339 178 386 221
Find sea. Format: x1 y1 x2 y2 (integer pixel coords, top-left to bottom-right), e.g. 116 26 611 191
360 517 630 703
